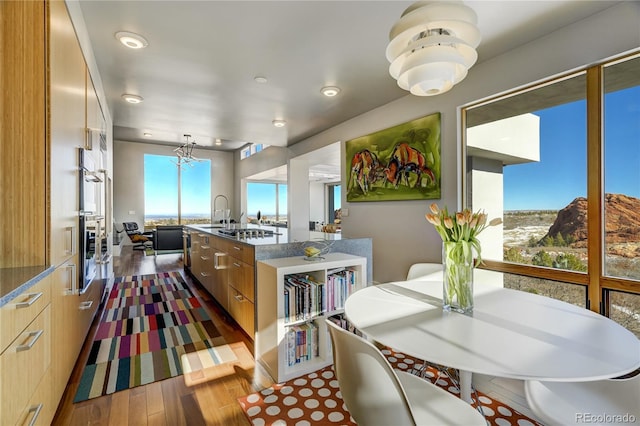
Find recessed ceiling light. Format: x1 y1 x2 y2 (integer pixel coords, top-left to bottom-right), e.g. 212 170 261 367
115 31 148 49
143 132 152 137
321 86 341 97
215 138 222 145
122 94 143 104
272 119 286 128
254 76 268 84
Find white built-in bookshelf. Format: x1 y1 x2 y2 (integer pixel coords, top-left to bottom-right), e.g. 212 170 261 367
255 252 367 383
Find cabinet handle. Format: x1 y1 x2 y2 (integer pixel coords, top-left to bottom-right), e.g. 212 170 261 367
79 301 94 310
200 271 211 277
66 226 76 255
201 245 210 250
67 263 77 295
15 292 43 309
16 330 44 352
233 262 241 268
214 252 226 269
26 403 43 426
200 255 210 261
233 246 241 251
234 294 244 302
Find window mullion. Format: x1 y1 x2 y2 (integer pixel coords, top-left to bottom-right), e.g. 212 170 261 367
586 66 604 314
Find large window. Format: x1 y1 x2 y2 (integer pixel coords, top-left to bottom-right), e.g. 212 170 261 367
463 52 640 336
327 184 341 224
247 182 287 226
144 154 211 226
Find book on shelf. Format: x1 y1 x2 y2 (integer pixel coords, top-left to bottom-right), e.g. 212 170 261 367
285 321 319 366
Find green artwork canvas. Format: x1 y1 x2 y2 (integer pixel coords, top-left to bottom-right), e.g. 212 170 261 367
346 113 441 202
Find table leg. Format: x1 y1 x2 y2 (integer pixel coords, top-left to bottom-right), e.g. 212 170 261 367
460 370 472 403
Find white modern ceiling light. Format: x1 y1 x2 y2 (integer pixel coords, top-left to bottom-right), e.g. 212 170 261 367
215 138 222 146
143 132 152 137
122 94 143 104
272 119 286 128
115 31 148 49
254 76 268 84
320 86 341 97
386 1 481 96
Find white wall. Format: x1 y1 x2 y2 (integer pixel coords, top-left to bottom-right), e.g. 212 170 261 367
309 181 325 224
113 141 234 243
236 2 640 283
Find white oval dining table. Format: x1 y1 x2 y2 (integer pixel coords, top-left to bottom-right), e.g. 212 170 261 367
344 280 640 403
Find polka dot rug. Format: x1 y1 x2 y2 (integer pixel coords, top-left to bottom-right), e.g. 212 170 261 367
238 347 544 426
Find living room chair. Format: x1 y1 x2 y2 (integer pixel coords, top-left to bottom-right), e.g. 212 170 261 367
524 374 640 426
325 319 486 426
122 222 154 250
152 225 184 255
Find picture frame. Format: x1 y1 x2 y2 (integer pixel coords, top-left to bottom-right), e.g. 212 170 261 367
345 113 441 202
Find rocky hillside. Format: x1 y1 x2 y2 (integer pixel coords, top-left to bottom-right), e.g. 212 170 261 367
542 193 640 257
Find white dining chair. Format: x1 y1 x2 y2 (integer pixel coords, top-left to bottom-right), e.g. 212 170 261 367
524 374 640 426
326 319 486 426
406 263 442 280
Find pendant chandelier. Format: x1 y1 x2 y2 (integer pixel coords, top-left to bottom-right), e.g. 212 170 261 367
386 1 481 96
174 134 201 167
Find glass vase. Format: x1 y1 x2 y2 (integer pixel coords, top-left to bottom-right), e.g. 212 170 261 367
442 240 474 314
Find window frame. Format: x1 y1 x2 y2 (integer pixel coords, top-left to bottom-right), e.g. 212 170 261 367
460 51 640 316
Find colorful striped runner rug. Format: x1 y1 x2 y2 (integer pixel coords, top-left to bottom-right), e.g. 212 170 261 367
238 347 543 426
74 271 228 402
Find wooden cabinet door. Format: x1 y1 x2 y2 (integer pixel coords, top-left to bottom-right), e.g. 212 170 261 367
211 249 229 310
0 0 46 268
228 260 254 303
50 260 80 402
49 0 84 268
228 287 255 337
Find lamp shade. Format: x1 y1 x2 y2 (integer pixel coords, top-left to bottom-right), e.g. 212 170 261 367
386 1 481 96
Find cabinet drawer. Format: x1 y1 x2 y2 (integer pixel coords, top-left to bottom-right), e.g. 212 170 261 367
217 237 255 265
0 304 51 425
16 366 54 426
228 260 254 302
0 275 51 353
77 279 102 340
195 244 214 289
228 287 254 337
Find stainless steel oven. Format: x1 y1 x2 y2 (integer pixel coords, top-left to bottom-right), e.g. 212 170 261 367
79 148 105 292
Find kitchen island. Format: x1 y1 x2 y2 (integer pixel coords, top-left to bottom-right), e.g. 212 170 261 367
184 224 372 338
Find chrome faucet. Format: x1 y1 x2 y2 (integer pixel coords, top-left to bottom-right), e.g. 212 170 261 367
213 194 230 228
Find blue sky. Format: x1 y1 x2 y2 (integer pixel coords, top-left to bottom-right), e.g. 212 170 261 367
144 155 211 216
247 182 288 217
504 86 640 211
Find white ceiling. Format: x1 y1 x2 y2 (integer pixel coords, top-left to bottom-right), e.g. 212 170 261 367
79 0 621 181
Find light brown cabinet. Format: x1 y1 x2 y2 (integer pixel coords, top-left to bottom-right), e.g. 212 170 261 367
190 233 213 292
0 276 54 425
188 232 256 337
49 0 84 269
1 0 107 422
222 239 255 336
50 261 78 401
0 0 47 268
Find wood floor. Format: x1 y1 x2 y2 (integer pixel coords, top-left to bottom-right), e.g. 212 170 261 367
52 246 274 425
